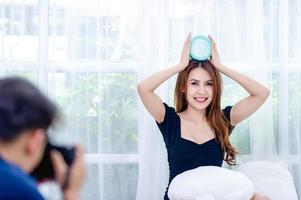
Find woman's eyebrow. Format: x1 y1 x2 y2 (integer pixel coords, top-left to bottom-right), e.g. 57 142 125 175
189 79 213 82
189 79 200 82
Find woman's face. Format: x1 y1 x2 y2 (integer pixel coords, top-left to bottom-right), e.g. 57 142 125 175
185 67 214 111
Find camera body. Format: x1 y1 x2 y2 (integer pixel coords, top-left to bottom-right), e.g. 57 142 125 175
30 141 75 181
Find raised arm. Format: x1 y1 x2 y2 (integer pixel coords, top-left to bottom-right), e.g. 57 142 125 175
137 33 191 123
208 35 270 126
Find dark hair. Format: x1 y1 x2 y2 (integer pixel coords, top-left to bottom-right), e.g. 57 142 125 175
0 77 57 142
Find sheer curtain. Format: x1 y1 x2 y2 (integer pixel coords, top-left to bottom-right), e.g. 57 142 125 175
136 0 301 199
1 0 139 199
136 0 170 199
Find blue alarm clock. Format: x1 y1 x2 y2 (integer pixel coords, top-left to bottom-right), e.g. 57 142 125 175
190 35 212 61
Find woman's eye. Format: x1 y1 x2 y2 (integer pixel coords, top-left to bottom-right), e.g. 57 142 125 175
206 82 213 86
191 82 198 86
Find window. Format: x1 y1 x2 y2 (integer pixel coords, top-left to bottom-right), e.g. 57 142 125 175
1 0 139 199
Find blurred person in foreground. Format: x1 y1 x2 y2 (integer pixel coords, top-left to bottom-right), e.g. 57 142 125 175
0 77 86 200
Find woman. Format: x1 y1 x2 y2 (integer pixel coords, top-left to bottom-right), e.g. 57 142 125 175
137 33 270 200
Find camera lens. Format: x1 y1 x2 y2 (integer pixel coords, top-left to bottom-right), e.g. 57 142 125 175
30 141 75 181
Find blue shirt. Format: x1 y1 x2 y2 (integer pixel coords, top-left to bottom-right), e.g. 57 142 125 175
156 103 234 200
0 157 44 200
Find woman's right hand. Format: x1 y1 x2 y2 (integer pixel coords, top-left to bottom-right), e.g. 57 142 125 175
178 33 192 70
137 33 192 123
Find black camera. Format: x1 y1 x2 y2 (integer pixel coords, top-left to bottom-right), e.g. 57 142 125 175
30 141 76 181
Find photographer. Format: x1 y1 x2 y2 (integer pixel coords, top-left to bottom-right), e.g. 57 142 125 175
0 77 86 200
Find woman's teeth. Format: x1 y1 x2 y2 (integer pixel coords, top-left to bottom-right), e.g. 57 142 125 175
194 97 208 103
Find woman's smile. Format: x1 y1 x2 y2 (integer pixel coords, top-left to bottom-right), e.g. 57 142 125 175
193 96 208 103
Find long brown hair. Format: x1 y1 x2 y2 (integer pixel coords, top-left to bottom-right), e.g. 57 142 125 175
174 60 238 165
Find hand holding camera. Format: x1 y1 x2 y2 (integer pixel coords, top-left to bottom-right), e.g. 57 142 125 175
51 145 86 199
30 141 86 199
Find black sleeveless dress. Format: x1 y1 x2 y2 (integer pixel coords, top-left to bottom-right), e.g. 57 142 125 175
156 103 234 200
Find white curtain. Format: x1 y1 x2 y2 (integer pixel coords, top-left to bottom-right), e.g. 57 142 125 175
1 0 139 199
136 0 170 199
136 0 301 199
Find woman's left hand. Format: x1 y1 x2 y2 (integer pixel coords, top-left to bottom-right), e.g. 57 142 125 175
208 35 223 70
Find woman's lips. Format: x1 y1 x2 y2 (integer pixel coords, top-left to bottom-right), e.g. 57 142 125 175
194 97 208 103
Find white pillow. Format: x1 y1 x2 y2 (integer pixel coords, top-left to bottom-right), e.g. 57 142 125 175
231 161 298 200
168 166 254 200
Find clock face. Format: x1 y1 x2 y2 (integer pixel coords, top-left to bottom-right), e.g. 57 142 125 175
190 36 211 61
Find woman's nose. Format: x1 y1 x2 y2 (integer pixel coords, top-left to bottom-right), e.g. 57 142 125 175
197 85 206 94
